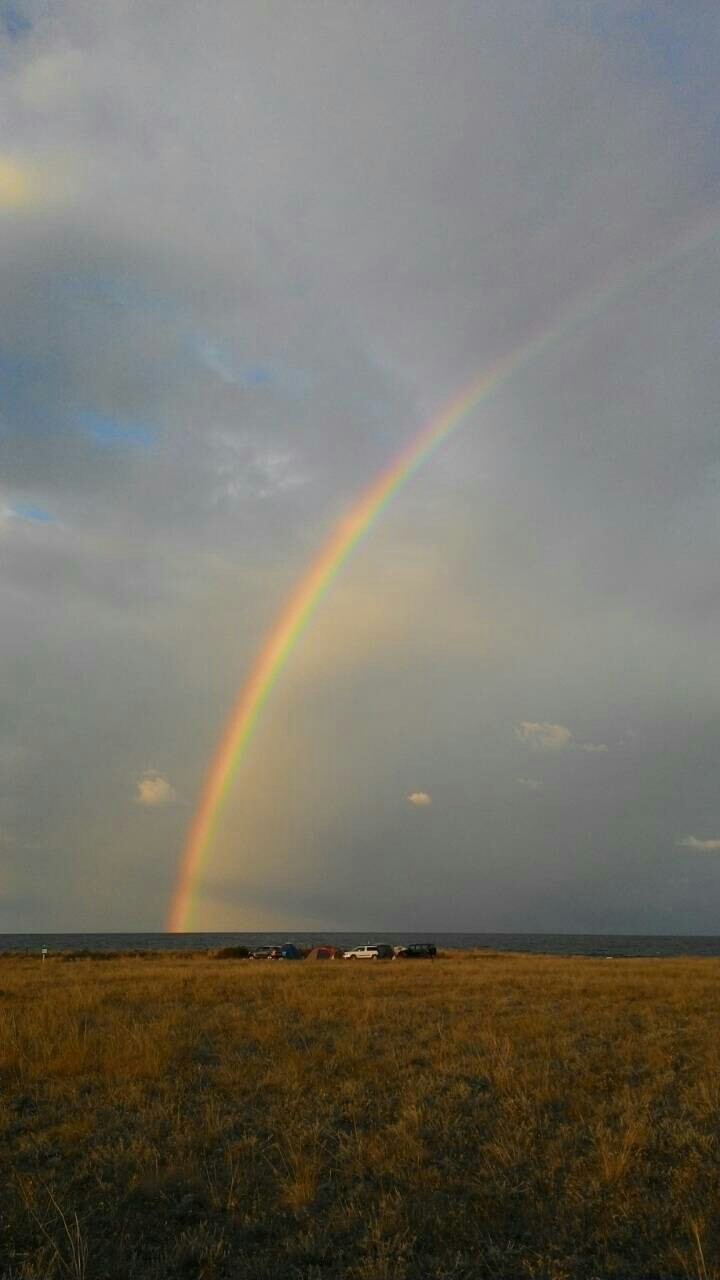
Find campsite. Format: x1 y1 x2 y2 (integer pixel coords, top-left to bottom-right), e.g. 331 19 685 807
3 948 720 1279
241 941 436 960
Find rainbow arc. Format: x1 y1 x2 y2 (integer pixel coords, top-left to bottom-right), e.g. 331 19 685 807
167 215 719 931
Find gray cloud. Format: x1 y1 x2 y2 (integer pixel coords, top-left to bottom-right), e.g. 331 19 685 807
1 1 719 932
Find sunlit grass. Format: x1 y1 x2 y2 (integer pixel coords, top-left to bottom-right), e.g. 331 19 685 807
2 950 720 1278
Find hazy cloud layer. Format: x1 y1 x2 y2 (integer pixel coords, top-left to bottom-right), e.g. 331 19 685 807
1 2 719 931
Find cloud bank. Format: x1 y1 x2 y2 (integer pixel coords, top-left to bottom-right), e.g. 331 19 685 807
1 2 719 932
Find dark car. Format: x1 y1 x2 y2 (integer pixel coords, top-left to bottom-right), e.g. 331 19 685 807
250 945 282 960
393 943 437 959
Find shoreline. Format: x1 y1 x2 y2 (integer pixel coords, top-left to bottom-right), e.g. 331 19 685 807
3 944 720 961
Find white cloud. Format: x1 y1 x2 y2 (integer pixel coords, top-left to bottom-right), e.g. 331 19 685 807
517 722 573 751
211 434 307 503
408 791 432 806
678 836 720 852
195 337 237 384
135 771 177 807
516 723 607 753
517 777 542 791
254 451 307 499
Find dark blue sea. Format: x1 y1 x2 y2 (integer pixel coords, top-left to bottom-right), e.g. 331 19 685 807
3 932 720 957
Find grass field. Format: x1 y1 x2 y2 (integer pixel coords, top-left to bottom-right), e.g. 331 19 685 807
2 950 720 1279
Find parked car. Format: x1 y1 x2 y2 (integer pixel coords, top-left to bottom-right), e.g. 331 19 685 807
343 944 394 960
393 943 437 959
250 945 282 960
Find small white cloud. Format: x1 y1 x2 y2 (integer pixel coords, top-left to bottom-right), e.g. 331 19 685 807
408 791 432 806
211 433 307 503
135 770 177 807
254 450 307 499
678 836 720 852
195 337 237 384
516 722 607 753
517 722 573 751
517 777 542 791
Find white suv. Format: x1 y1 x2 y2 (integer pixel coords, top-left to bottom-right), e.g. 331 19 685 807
343 944 393 960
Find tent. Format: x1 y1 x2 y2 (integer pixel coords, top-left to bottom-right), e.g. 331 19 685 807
279 943 302 960
306 945 343 960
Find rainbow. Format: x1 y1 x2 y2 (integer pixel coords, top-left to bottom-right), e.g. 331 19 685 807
167 215 719 931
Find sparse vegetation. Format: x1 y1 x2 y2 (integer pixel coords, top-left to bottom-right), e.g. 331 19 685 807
2 950 720 1278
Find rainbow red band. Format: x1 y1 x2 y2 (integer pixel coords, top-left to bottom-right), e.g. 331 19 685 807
166 360 512 931
168 215 718 931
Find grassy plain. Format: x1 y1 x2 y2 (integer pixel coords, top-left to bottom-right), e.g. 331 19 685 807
2 950 720 1280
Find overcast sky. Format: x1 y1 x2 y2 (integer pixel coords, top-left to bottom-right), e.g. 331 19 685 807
2 1 720 933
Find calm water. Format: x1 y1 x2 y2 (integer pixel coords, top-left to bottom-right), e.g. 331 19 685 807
3 932 720 957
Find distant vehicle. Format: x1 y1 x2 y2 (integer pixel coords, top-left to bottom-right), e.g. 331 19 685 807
393 943 437 959
343 944 394 960
250 945 282 960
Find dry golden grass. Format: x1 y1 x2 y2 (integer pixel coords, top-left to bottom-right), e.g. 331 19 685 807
2 950 720 1279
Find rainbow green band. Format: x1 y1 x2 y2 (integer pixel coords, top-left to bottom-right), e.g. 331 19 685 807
167 214 718 931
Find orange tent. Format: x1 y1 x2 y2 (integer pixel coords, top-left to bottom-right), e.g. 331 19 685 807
306 945 343 960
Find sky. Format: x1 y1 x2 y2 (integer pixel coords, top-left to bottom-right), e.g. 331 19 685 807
1 0 720 934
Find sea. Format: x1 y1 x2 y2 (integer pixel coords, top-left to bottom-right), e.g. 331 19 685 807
3 932 720 958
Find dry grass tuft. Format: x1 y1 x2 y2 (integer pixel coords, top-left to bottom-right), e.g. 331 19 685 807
2 951 720 1277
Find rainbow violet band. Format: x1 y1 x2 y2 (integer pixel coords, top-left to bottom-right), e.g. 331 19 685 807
167 216 718 931
165 360 514 932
